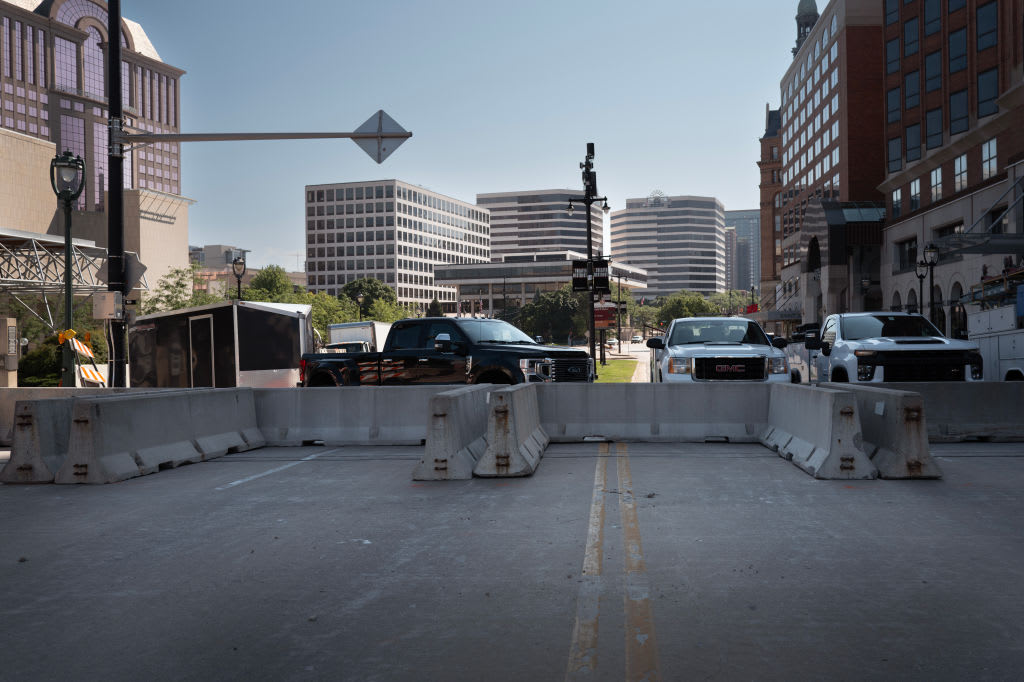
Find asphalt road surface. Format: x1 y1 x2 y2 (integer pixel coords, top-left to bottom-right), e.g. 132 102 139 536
2 439 1023 681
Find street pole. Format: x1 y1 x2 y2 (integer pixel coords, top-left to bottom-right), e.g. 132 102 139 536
50 151 85 387
107 0 126 387
61 198 73 384
568 143 609 374
616 273 622 354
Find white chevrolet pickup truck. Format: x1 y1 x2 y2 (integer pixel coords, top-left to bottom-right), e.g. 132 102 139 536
646 317 790 383
805 312 983 382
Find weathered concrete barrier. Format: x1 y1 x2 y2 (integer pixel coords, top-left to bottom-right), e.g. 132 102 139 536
536 383 770 443
0 387 151 446
821 383 940 479
475 384 548 477
54 389 261 484
761 384 876 479
885 382 1024 442
254 386 447 446
413 385 493 481
0 398 75 483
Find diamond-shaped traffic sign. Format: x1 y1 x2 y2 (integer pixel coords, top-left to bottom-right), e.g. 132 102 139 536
354 110 410 164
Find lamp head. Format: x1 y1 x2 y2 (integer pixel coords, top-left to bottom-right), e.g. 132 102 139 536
50 150 85 200
601 200 610 213
915 261 929 279
924 243 939 265
232 257 246 278
566 202 574 217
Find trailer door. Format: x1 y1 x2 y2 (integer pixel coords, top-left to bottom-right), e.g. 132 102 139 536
189 314 215 387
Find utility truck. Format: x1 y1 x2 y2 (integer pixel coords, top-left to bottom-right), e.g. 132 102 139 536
963 268 1024 381
326 321 392 353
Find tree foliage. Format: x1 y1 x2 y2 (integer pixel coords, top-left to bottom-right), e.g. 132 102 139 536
246 265 295 301
518 285 587 341
141 264 223 314
658 290 718 325
426 298 444 317
340 278 398 318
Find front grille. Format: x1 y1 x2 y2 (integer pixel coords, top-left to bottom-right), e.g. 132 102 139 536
551 357 591 382
875 351 967 381
693 356 766 381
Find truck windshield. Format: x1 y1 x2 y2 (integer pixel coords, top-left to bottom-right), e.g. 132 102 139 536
841 314 943 340
457 319 536 344
667 320 771 346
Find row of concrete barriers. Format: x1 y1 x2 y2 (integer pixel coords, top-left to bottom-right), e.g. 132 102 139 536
2 383 1022 484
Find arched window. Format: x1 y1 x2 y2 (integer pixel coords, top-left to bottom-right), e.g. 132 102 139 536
83 26 104 100
907 288 918 313
891 290 902 311
931 284 946 333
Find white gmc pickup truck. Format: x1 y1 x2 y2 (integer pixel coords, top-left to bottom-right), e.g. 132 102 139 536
804 312 983 382
647 317 790 383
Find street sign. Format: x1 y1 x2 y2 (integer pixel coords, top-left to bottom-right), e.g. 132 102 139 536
354 110 409 164
593 259 610 294
572 260 589 292
594 301 616 329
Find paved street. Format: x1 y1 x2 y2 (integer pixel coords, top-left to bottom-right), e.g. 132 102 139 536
2 439 1023 681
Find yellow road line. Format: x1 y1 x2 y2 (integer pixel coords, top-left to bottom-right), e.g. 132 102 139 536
617 443 661 682
566 445 609 679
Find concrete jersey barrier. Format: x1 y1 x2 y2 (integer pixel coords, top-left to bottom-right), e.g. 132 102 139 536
884 382 1024 442
53 388 262 484
821 383 941 479
254 386 448 446
0 387 159 446
536 383 771 443
762 383 876 479
1 398 76 483
413 385 493 481
475 384 548 477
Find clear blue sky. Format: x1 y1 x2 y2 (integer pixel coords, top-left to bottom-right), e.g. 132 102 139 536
128 0 800 270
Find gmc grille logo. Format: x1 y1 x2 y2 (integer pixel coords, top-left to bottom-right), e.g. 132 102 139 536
715 364 746 373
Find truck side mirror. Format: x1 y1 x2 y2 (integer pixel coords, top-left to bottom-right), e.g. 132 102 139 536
433 333 452 353
803 333 822 351
646 337 665 349
819 340 832 356
772 337 789 349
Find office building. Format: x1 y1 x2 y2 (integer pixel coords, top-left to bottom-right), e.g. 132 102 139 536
0 0 190 289
725 209 761 290
723 226 737 289
879 0 1024 338
609 192 726 298
304 180 490 313
768 0 887 329
476 190 604 261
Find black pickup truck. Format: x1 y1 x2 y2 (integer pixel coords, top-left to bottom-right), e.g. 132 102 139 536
300 317 594 386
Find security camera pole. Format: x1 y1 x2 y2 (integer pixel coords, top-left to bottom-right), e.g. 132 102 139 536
567 143 609 371
106 0 411 387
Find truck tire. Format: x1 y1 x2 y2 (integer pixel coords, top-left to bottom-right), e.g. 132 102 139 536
830 368 849 382
475 371 513 385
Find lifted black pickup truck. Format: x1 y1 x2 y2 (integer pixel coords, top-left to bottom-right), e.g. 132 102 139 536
300 317 594 386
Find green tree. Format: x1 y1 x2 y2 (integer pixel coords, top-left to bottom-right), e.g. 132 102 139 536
367 298 411 323
708 289 756 315
340 277 396 308
245 264 295 301
519 285 586 342
659 290 718 325
426 297 444 317
141 264 223 314
17 335 61 386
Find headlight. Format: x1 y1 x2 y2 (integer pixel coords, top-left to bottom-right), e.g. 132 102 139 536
971 361 983 380
667 357 693 374
858 364 876 381
769 356 788 374
519 357 552 380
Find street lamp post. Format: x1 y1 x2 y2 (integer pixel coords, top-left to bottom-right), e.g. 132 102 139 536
924 243 939 323
567 142 610 371
232 257 246 300
357 294 364 322
914 261 928 314
50 150 86 387
616 273 622 354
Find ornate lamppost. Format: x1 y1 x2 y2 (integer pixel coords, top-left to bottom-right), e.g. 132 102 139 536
50 150 86 387
924 243 939 323
232 256 246 300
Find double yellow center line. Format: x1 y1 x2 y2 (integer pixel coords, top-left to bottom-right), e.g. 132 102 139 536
566 443 661 681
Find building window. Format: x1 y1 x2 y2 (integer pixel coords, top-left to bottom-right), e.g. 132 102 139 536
925 51 942 92
981 138 997 180
888 135 905 171
892 188 903 218
931 167 943 202
923 0 941 35
886 38 900 73
978 67 999 118
905 71 920 110
926 107 943 149
949 90 968 134
977 2 997 51
954 153 968 191
887 88 901 122
949 29 967 73
948 0 965 11
886 0 899 25
904 17 919 56
910 179 921 211
906 124 922 162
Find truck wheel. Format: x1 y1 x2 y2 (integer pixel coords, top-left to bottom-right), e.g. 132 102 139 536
475 372 512 385
830 368 849 382
1005 371 1024 381
308 373 338 387
791 370 801 384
